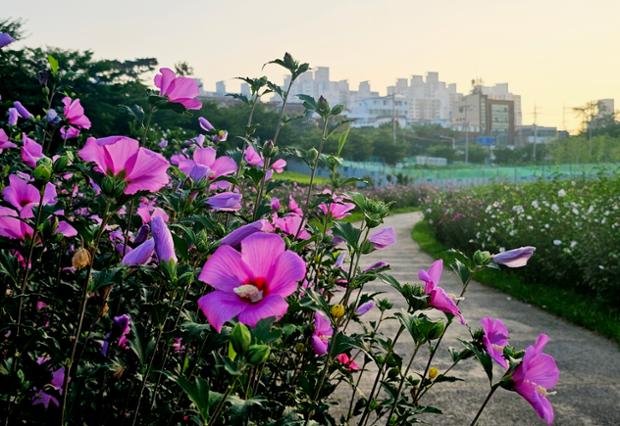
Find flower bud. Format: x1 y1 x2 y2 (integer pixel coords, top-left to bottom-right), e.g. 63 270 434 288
429 366 439 380
230 323 251 354
195 229 210 253
473 250 492 266
330 304 345 319
262 140 275 157
247 344 270 365
34 158 53 182
428 321 446 340
294 343 305 353
53 155 70 172
72 247 91 270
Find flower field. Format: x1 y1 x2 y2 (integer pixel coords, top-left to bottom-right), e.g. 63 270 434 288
0 40 561 426
423 176 620 305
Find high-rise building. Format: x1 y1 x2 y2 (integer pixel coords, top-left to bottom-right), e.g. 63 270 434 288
596 99 615 118
215 81 226 96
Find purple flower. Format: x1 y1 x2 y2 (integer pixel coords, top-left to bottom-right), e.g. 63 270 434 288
273 213 310 240
419 260 465 324
0 32 15 49
199 116 214 132
3 174 57 219
271 197 281 211
0 129 16 151
356 300 375 316
207 192 242 212
220 220 272 247
13 101 33 120
363 261 388 272
492 246 536 268
212 130 228 143
21 134 44 168
45 109 60 124
78 136 170 195
319 201 355 219
369 227 396 249
243 145 264 167
7 108 19 126
0 206 33 240
154 67 202 110
151 215 176 263
511 334 560 425
101 314 132 356
62 97 91 129
177 147 237 188
198 232 306 332
121 238 155 266
271 159 286 174
32 366 65 410
60 126 80 140
311 311 333 356
480 316 510 368
55 220 78 238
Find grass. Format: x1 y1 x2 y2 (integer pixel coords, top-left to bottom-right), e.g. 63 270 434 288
412 220 620 346
273 171 330 185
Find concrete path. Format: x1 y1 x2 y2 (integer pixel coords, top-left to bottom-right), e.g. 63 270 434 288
343 211 620 425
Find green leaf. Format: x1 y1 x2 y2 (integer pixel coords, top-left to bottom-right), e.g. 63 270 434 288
47 55 59 75
336 127 350 157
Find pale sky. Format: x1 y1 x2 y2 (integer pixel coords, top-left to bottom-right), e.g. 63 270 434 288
5 0 620 130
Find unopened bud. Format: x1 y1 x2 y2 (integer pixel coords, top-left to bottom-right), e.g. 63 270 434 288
429 366 439 380
34 158 53 182
247 344 270 365
72 247 91 270
330 304 345 319
231 323 251 354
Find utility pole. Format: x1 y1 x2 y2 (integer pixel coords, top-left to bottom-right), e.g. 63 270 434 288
391 93 397 145
532 105 538 162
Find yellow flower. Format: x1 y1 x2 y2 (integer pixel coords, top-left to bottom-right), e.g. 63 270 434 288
429 366 439 380
330 304 345 319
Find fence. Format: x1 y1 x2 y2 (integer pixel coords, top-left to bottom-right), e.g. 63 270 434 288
286 159 620 188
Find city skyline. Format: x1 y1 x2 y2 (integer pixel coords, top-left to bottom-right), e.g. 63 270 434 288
4 0 620 131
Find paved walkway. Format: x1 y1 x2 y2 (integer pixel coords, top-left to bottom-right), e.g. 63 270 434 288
342 211 620 425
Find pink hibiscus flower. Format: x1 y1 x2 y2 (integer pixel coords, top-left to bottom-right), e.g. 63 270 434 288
480 316 510 369
21 134 44 168
418 259 465 324
2 174 57 219
311 311 333 356
511 334 560 425
197 232 306 332
0 206 33 240
177 147 237 189
154 67 202 110
0 129 17 152
78 136 170 195
62 96 91 129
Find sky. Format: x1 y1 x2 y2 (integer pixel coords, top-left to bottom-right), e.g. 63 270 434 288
5 0 620 130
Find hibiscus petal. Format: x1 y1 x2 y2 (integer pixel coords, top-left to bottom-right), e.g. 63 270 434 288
198 245 250 291
267 250 306 297
240 233 285 279
198 291 246 333
237 294 288 328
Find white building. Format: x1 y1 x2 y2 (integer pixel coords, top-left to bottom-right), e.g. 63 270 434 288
348 95 408 128
596 99 615 118
280 66 351 107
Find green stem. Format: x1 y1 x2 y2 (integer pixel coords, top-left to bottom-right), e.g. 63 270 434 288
358 325 405 426
385 344 421 422
60 206 111 425
16 189 46 336
251 79 293 220
469 384 499 426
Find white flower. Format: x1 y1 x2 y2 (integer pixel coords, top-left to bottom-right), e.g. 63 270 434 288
553 240 562 246
551 204 559 213
570 241 577 248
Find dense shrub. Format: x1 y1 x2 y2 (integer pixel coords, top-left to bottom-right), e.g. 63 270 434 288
423 176 620 304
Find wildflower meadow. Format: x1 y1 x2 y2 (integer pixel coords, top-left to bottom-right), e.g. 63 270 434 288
0 37 560 425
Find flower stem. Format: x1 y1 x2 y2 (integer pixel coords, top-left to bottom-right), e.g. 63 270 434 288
60 206 111 425
469 384 499 426
385 343 421 422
